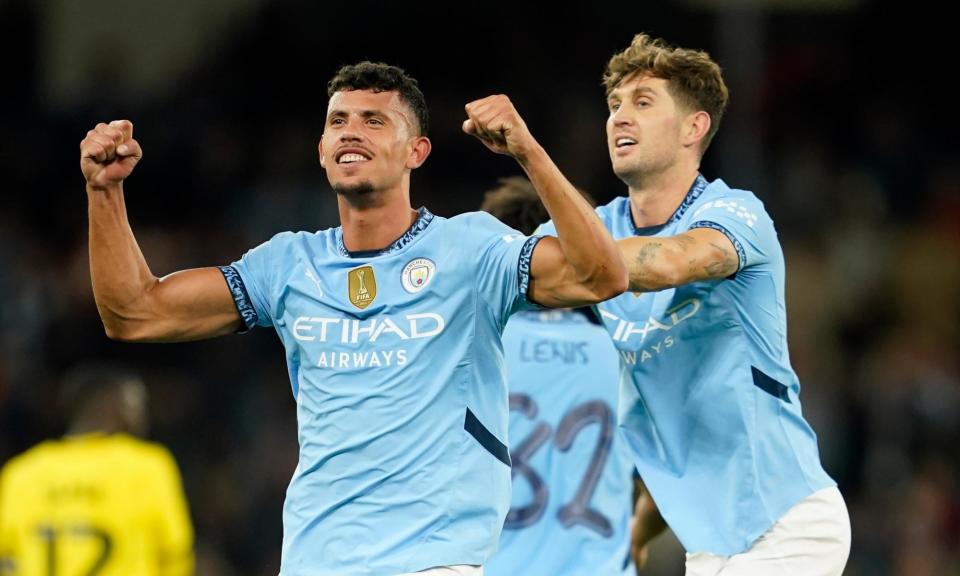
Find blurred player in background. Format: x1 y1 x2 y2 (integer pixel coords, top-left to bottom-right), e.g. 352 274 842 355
79 61 626 575
0 363 193 576
482 177 637 576
538 33 850 575
629 479 666 573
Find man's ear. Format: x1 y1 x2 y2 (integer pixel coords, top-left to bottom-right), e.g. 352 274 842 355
406 136 432 169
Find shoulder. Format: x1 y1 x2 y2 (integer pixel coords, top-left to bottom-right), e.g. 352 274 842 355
258 229 332 251
449 210 513 231
447 211 524 243
538 196 626 237
0 441 60 485
240 230 334 272
595 195 629 223
115 435 177 466
689 179 772 226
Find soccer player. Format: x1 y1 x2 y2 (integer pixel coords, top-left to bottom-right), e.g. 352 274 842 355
0 364 193 576
538 34 851 575
79 62 627 576
481 177 637 576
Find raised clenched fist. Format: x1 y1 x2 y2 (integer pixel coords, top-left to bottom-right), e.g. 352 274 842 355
80 120 143 189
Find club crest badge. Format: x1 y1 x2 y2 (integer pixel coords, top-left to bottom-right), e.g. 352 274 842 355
401 258 436 293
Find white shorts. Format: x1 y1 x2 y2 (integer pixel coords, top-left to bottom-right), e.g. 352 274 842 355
397 565 482 576
685 487 851 576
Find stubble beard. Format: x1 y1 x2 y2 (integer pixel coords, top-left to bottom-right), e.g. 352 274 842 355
333 180 380 208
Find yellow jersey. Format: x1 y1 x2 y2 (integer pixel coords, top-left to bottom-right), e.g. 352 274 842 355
0 433 193 576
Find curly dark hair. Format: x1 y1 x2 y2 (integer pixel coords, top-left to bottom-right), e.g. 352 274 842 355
327 61 429 136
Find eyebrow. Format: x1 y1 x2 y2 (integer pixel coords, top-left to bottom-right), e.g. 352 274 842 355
609 86 658 101
326 109 390 121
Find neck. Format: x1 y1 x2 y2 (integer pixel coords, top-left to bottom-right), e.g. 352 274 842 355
67 420 119 437
625 160 701 228
338 187 417 253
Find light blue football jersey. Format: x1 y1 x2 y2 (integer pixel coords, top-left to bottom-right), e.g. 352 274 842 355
538 175 835 555
220 208 543 576
485 310 637 576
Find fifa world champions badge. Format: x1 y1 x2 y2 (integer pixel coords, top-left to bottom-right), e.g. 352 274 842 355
348 266 377 309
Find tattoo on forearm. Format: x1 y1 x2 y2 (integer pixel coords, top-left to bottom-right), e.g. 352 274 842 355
704 241 738 278
629 235 739 289
675 234 696 252
633 242 662 268
628 241 663 286
704 261 727 276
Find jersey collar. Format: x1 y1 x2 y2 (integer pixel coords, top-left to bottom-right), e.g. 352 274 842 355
337 207 435 258
630 173 709 235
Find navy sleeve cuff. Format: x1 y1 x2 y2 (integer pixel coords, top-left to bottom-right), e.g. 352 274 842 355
218 265 259 332
689 221 746 274
517 235 545 308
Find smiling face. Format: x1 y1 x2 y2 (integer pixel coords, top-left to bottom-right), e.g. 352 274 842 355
606 73 690 186
319 89 427 199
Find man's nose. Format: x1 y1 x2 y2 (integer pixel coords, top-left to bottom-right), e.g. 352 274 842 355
612 108 634 127
339 117 365 141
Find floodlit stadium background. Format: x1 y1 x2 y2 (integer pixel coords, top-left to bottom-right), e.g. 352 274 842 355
1 1 957 574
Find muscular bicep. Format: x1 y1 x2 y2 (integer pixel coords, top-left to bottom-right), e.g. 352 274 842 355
527 236 616 308
118 267 242 342
619 228 739 293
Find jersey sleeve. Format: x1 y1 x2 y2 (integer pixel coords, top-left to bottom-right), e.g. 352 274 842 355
686 192 777 272
219 232 297 331
461 212 545 322
149 449 194 576
533 219 557 237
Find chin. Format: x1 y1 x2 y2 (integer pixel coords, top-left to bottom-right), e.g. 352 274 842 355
611 161 635 179
332 180 383 208
612 162 648 186
333 179 376 195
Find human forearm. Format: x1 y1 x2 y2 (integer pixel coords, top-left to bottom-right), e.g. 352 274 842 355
519 145 627 300
87 183 162 338
619 228 739 293
82 121 240 342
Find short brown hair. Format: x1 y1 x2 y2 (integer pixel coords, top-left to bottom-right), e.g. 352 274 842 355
604 33 729 154
481 176 595 236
